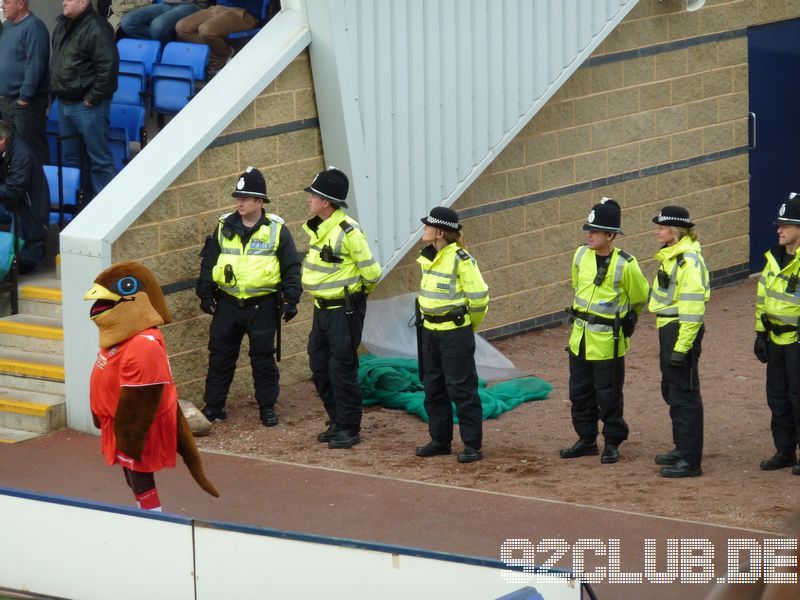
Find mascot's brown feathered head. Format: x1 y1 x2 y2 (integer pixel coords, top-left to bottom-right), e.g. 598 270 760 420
84 262 171 348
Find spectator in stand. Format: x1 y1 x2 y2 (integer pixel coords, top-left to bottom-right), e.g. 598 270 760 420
0 0 50 166
0 120 50 273
107 0 153 36
120 0 210 46
51 0 119 198
176 0 262 76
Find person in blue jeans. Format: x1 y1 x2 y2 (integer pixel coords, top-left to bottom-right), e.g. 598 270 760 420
51 0 119 198
120 1 211 45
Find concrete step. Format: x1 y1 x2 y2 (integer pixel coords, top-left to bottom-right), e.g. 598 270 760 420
0 347 65 395
19 276 63 319
0 387 65 433
0 314 63 354
0 427 42 444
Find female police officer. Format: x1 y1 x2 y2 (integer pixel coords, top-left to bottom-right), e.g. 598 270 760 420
413 207 489 463
648 206 710 478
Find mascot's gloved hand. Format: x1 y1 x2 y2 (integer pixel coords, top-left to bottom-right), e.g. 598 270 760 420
282 302 298 322
200 297 217 316
754 332 769 364
669 350 688 368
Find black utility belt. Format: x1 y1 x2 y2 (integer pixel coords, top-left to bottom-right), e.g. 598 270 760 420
422 308 467 324
567 308 616 327
763 321 797 335
315 292 364 310
219 292 275 307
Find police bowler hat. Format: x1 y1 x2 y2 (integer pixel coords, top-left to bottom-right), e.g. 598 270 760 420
583 197 622 234
305 167 349 208
774 192 800 226
652 205 694 228
232 166 269 201
421 206 461 232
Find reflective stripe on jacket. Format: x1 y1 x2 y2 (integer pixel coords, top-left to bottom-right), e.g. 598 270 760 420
568 245 650 360
211 212 282 299
755 246 800 345
647 236 709 353
302 208 381 303
417 243 489 332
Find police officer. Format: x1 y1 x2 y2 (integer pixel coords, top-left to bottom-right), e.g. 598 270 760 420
561 198 649 465
413 207 489 463
649 205 709 478
754 193 800 475
196 166 302 427
302 167 381 449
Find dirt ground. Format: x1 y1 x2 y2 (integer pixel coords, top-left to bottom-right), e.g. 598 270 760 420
196 276 798 535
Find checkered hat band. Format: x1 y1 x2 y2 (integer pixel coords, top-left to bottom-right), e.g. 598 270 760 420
426 216 458 229
656 215 691 223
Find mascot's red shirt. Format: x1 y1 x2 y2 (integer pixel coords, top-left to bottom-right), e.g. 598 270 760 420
90 327 178 472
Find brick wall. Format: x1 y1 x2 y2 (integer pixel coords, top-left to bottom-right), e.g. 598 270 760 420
112 52 323 403
378 0 800 339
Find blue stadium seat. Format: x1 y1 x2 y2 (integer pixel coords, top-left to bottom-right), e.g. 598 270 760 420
113 73 145 106
159 41 209 82
110 103 147 146
150 63 195 117
117 39 162 79
43 165 82 227
109 127 130 173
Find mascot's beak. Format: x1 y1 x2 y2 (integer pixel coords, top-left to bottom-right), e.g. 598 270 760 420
85 283 123 319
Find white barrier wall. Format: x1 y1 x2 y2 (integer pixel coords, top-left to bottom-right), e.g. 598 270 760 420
0 488 579 600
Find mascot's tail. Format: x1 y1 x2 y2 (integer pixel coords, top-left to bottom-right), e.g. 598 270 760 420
176 407 220 497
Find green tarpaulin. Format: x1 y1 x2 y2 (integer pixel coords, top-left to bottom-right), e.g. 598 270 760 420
358 354 552 423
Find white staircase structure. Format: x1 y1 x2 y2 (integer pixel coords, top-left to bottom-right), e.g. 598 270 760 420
53 0 639 434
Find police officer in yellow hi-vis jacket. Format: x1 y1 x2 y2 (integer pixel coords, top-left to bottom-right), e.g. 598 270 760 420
649 205 709 478
196 167 302 427
302 167 382 449
754 193 800 475
562 198 649 465
413 207 489 463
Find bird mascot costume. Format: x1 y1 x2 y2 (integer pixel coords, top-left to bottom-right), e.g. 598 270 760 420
85 262 219 510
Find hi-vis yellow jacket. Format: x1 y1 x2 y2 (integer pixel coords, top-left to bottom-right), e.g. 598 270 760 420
755 246 800 345
212 212 283 299
648 236 710 353
568 246 649 360
302 208 381 303
418 243 489 331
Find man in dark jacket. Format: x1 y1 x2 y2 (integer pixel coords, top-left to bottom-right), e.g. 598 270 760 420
0 120 49 273
51 0 119 198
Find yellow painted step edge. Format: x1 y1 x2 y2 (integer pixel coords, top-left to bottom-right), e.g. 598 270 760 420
0 397 52 417
20 285 62 303
0 439 15 444
0 321 63 340
0 359 64 381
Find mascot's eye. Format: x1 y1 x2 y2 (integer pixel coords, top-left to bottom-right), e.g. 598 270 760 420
115 276 140 296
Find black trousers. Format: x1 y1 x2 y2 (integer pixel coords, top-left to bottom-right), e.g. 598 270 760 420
568 342 629 445
203 296 279 416
765 340 800 455
422 325 483 449
308 296 366 434
658 322 704 469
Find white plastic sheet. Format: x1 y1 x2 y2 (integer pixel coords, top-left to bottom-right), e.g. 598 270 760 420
362 293 528 381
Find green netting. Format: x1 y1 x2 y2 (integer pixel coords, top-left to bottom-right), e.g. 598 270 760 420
358 354 552 423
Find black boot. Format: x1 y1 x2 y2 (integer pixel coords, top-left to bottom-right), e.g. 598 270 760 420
457 446 482 463
760 451 795 471
317 422 337 443
415 440 452 457
601 443 620 464
328 429 361 449
260 408 278 427
655 447 681 465
201 406 227 422
660 459 702 478
560 439 599 459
